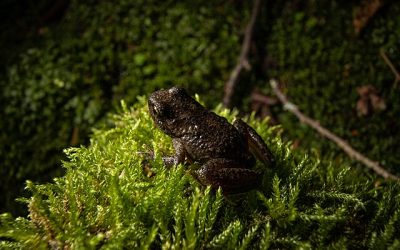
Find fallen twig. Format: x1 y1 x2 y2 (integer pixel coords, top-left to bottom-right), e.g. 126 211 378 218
270 79 399 181
223 0 261 107
251 91 278 106
380 49 400 87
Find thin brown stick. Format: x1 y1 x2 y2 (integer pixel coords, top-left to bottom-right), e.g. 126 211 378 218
380 49 400 87
223 0 261 107
270 79 399 181
251 92 278 105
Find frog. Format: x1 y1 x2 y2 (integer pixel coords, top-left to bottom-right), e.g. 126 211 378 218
148 87 275 194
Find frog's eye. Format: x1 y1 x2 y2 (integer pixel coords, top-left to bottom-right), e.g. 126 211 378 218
155 105 173 119
169 86 185 95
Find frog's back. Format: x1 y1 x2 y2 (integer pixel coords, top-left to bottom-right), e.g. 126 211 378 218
180 111 251 164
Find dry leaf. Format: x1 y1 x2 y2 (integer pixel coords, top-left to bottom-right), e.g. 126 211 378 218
370 94 386 111
353 0 384 35
356 85 386 117
356 99 369 117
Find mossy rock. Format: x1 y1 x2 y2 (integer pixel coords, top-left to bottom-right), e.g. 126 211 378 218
1 98 399 249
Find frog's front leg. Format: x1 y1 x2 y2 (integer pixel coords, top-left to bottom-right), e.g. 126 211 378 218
163 139 193 166
193 159 262 194
233 119 275 167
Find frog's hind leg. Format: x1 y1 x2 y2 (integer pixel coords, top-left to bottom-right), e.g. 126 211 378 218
233 119 275 167
193 159 262 194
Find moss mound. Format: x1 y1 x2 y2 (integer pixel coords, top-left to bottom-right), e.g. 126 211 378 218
1 99 399 249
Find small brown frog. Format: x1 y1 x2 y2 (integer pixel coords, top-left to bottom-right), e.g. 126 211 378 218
148 87 274 194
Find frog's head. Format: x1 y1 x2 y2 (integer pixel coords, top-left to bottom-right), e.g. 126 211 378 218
148 87 202 136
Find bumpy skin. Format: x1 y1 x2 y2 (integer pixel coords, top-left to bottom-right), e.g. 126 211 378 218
148 87 274 194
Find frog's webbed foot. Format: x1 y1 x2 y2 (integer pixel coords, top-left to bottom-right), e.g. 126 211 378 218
162 156 181 167
163 138 194 167
193 159 262 194
233 119 275 167
137 147 174 167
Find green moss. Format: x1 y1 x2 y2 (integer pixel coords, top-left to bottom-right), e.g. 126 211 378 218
1 99 399 249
